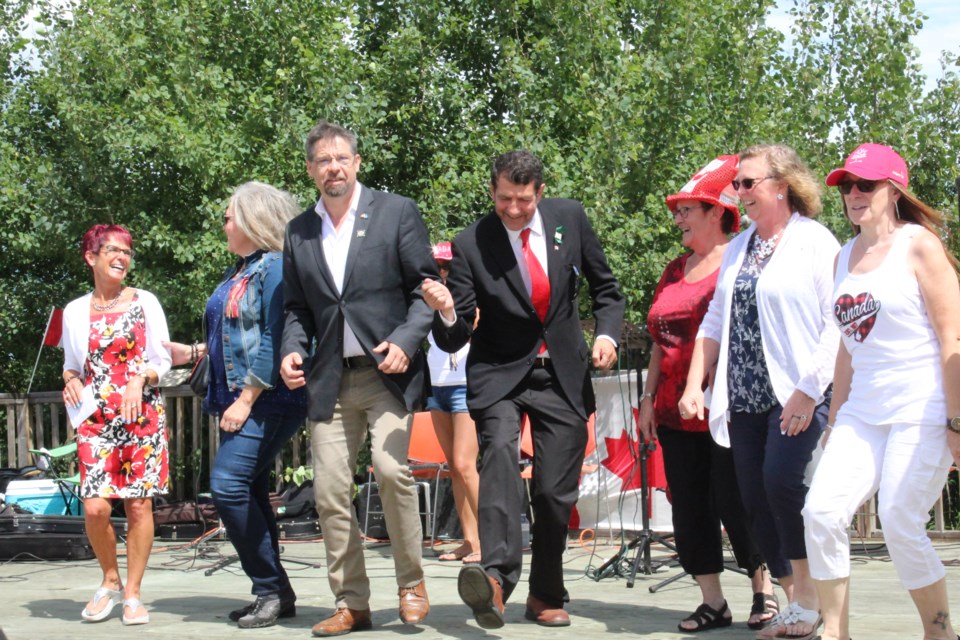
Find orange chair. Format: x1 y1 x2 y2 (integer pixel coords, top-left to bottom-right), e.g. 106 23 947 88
363 412 449 546
520 412 598 479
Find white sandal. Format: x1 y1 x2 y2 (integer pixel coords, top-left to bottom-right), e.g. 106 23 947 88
122 597 150 626
80 587 123 622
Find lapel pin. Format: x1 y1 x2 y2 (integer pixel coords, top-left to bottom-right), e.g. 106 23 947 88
357 230 366 238
554 226 565 247
360 212 369 219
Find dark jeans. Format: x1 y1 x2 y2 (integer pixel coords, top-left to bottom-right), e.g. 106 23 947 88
473 366 587 605
210 409 304 595
657 427 763 577
728 399 828 578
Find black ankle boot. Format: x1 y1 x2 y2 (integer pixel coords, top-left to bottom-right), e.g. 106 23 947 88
236 592 296 628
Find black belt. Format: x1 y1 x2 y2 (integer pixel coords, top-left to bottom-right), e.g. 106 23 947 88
531 357 552 369
343 355 375 369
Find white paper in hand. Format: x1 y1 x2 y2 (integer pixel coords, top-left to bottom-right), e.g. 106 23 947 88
67 385 98 429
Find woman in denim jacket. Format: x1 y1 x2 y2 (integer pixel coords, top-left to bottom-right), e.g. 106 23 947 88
167 182 306 628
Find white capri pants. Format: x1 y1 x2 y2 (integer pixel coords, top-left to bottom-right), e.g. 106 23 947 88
802 418 952 590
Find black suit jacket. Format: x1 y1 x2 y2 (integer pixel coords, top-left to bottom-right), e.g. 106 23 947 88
281 184 439 421
432 198 625 419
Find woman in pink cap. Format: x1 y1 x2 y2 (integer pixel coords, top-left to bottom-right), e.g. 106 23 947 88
640 156 774 632
802 143 960 640
427 241 481 564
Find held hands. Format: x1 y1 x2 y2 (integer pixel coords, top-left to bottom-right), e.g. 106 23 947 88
280 352 306 389
592 338 617 370
779 389 816 436
422 278 455 321
373 341 410 374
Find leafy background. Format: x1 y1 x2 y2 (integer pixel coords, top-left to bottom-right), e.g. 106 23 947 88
1 0 958 393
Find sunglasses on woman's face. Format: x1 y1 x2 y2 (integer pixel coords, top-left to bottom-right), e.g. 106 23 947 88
731 176 774 191
838 179 881 195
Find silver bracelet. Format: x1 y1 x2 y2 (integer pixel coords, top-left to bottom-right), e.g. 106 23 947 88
640 391 655 402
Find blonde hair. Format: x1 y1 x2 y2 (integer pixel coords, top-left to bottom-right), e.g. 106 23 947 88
229 181 301 252
739 144 822 218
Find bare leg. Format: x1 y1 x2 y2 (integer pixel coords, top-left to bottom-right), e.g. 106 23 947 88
83 497 122 614
909 578 957 640
450 411 480 558
678 573 730 631
781 559 820 638
813 577 850 640
122 497 154 619
432 410 479 558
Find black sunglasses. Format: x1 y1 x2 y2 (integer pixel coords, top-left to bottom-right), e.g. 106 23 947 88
731 176 774 191
838 179 881 195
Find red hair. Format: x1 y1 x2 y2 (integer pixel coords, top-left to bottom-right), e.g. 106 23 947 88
81 224 133 263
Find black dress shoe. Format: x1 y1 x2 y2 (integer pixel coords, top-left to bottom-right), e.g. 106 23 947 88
235 593 296 628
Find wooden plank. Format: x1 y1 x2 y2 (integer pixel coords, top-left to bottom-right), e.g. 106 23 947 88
17 401 29 467
6 407 16 467
50 404 61 449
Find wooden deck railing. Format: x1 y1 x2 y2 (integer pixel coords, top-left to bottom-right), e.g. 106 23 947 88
0 385 309 500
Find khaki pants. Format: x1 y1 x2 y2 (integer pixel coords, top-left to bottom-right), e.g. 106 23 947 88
309 367 424 610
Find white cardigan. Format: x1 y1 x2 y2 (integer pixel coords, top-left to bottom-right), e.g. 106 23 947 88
62 289 172 381
697 213 840 447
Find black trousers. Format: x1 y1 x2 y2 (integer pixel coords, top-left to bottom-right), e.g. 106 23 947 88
472 366 587 605
657 426 763 577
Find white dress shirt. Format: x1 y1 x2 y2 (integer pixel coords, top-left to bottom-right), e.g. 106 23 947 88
316 184 366 358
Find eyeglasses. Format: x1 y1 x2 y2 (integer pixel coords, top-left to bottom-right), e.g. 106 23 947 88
100 245 135 258
312 154 355 169
732 176 775 191
673 205 703 219
838 179 881 195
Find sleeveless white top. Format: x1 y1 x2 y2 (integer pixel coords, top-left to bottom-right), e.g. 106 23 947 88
427 332 469 387
833 223 945 425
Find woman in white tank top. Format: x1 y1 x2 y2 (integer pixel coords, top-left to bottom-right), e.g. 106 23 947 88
802 144 960 640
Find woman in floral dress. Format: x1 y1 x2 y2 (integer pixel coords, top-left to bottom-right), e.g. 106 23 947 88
61 224 171 625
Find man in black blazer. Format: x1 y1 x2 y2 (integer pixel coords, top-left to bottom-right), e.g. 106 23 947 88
424 150 625 628
280 121 438 637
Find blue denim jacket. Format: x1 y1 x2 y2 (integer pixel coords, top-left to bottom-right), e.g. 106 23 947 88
220 250 285 391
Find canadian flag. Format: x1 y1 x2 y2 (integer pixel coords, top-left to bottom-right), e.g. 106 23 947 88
42 307 64 348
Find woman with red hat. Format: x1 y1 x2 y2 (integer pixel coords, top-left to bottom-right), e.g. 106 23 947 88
640 156 774 632
802 144 960 640
679 144 841 640
427 242 481 564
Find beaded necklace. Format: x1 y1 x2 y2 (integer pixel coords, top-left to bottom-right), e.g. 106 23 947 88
750 232 780 264
91 286 125 312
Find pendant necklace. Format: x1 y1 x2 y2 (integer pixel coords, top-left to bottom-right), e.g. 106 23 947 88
751 232 780 264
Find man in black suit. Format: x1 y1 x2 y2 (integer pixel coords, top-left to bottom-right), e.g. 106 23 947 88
280 121 437 637
423 150 625 628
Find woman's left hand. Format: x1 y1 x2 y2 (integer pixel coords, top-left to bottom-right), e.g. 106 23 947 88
121 376 144 423
779 389 816 436
220 398 252 433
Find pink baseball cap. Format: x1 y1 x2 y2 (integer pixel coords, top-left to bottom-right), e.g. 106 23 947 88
666 155 741 232
432 241 453 262
825 143 909 188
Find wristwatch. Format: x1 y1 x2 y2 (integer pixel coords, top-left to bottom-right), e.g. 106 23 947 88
947 416 960 433
138 371 151 387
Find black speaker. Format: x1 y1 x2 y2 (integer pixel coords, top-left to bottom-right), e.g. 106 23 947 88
0 533 94 561
356 482 389 540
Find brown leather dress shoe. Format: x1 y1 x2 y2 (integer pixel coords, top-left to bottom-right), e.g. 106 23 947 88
525 594 570 627
311 608 373 637
458 564 505 629
398 579 430 624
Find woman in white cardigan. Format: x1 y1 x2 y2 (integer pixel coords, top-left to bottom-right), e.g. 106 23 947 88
679 144 840 640
61 224 171 626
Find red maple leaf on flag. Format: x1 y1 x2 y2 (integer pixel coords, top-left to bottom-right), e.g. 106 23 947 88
601 429 643 492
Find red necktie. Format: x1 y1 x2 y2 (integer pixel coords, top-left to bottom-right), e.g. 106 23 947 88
520 229 551 353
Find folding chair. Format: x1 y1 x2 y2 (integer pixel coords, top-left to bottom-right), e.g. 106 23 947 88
29 442 83 515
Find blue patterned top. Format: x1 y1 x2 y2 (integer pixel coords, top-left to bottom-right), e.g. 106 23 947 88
727 233 778 413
